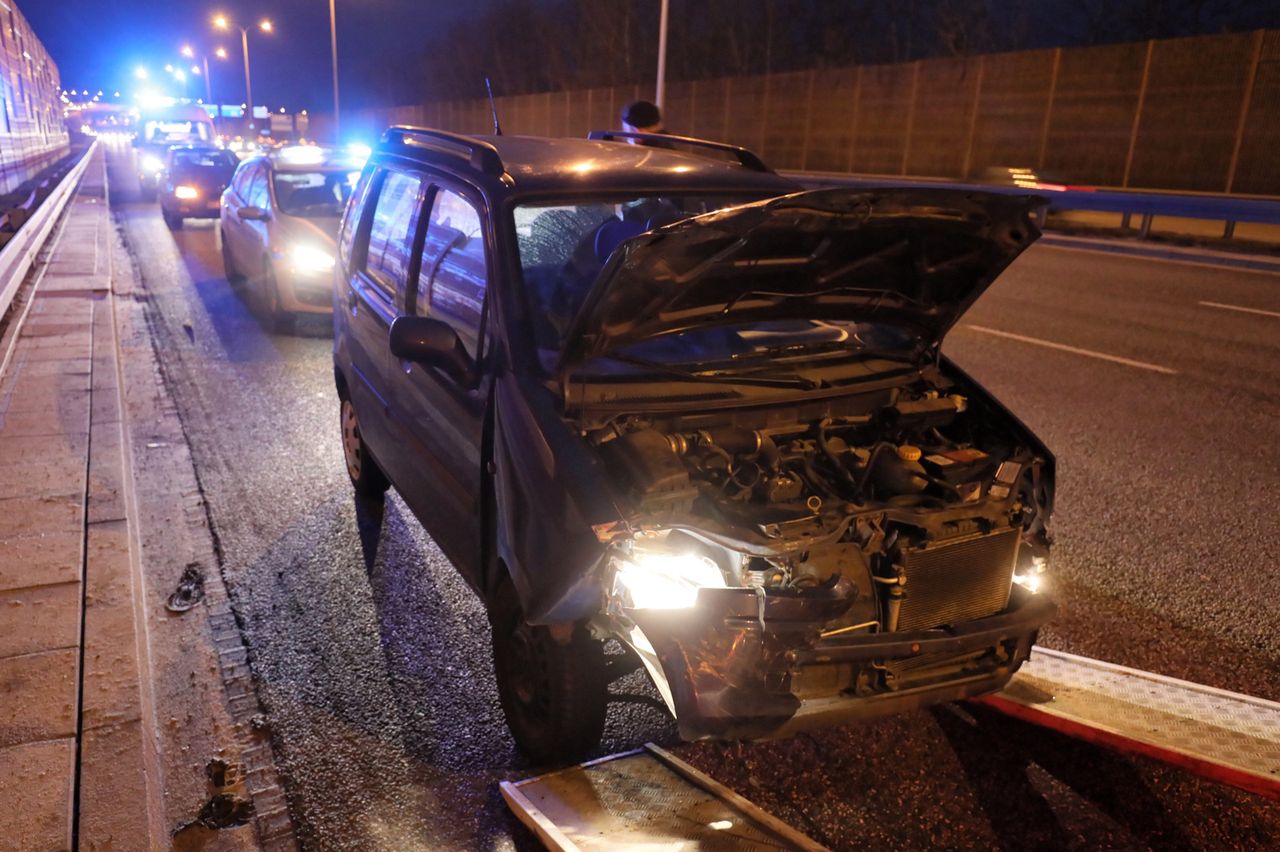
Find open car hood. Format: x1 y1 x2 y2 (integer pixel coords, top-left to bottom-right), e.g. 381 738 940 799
558 188 1042 370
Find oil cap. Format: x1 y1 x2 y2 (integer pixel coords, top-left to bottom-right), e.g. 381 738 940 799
897 444 922 462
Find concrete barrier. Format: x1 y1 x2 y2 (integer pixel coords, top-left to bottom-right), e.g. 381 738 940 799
0 142 96 324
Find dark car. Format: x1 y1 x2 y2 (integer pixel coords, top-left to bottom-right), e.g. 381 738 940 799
159 146 239 230
220 145 364 331
333 127 1056 763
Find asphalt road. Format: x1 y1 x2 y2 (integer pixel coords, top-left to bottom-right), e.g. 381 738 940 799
104 141 1280 850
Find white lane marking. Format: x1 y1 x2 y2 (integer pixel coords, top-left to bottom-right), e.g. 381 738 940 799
1199 300 1280 319
1038 242 1280 277
961 325 1179 375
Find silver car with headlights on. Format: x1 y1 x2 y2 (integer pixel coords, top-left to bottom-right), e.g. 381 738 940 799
219 145 366 332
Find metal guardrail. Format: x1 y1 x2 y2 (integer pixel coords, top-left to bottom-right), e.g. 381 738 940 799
785 170 1280 240
0 143 95 323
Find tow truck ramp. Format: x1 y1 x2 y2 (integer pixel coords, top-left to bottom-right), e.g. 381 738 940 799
500 743 829 850
503 648 1280 850
976 646 1280 801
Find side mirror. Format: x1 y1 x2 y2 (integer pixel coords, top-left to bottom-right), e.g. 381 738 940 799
389 316 478 387
238 206 269 221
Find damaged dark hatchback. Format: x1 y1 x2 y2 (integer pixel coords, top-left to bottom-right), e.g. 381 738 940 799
333 127 1056 763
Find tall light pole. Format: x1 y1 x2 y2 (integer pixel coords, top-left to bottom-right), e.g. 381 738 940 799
213 14 273 134
329 0 340 139
655 0 669 108
182 44 214 104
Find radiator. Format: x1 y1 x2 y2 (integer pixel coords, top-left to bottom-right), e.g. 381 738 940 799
895 527 1019 631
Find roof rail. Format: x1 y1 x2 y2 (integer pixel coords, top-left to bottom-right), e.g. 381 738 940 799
380 126 505 176
586 130 771 173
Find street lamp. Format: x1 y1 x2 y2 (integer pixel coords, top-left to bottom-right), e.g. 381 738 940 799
328 0 340 138
181 43 227 107
213 14 273 133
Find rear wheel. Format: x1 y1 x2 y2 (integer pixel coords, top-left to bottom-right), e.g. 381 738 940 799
339 396 389 496
490 582 608 765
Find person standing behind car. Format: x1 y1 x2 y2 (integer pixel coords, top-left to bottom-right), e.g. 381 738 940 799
621 100 675 148
622 99 665 134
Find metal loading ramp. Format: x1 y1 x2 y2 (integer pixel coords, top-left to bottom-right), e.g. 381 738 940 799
975 646 1280 801
500 743 829 851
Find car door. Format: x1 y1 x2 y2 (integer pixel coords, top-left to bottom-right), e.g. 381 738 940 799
339 166 428 468
240 167 274 275
221 161 247 249
388 182 489 579
222 163 260 272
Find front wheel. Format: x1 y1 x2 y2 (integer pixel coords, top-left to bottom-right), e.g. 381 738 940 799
260 263 295 334
490 583 608 765
163 209 183 230
220 229 244 287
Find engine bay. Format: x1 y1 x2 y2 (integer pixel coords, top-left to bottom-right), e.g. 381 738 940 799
590 369 1053 637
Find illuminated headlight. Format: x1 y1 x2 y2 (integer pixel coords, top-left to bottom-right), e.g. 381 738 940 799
174 185 199 200
1013 554 1048 594
612 548 726 610
289 244 335 273
141 155 164 173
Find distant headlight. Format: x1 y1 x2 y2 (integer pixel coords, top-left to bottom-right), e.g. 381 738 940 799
289 244 334 273
141 155 164 173
1013 554 1048 594
174 185 199 200
611 547 726 610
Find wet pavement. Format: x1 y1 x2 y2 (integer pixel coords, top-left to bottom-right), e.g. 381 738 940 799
105 140 1280 850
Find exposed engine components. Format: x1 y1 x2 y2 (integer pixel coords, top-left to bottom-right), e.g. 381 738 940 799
597 387 1015 518
595 382 1051 639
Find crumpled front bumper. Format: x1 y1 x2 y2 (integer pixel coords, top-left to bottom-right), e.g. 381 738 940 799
628 587 1056 741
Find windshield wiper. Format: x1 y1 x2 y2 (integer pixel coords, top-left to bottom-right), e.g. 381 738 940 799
596 351 820 390
720 285 926 315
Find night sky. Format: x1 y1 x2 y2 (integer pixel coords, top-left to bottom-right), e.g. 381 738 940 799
21 0 476 111
24 1 1280 114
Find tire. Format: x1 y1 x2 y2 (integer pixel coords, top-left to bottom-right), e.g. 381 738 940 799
339 396 390 496
261 263 295 334
490 581 608 765
220 230 244 287
163 209 183 230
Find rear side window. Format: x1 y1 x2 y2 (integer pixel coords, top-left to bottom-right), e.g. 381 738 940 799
231 164 255 199
416 187 487 357
337 166 376 269
246 170 269 209
363 169 424 298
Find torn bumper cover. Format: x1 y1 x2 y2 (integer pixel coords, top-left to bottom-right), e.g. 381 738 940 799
629 588 1056 741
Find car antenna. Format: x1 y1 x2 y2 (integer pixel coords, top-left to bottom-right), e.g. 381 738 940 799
485 77 503 136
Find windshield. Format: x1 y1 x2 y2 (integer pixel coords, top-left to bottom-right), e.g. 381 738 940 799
515 195 758 346
172 150 238 171
273 170 359 218
144 120 212 144
514 195 920 374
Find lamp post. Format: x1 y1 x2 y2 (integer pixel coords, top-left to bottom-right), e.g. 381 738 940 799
182 44 228 108
655 0 669 108
329 0 340 138
213 14 273 134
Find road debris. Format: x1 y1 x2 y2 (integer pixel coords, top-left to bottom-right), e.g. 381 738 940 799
166 562 205 612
